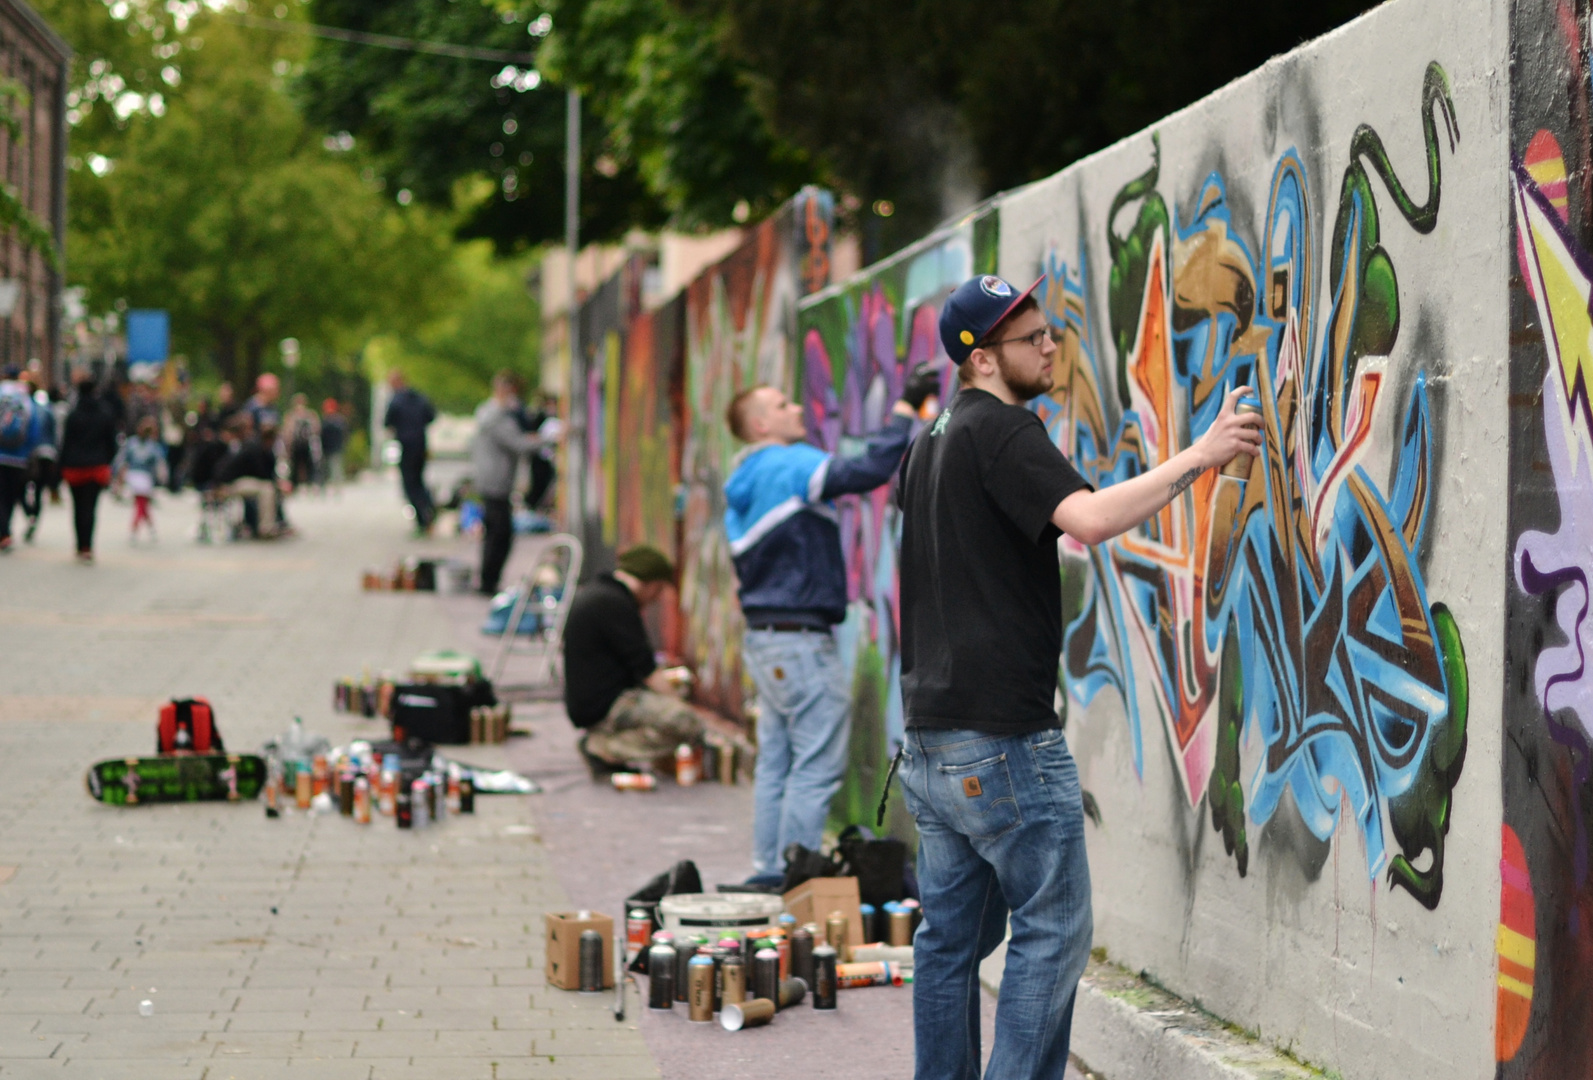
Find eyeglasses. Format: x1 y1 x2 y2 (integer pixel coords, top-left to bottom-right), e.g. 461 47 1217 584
984 326 1056 350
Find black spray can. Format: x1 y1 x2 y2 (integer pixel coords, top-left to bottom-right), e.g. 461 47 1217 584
673 941 693 1003
395 784 413 829
578 930 604 994
791 925 815 989
753 948 780 1007
647 944 676 1009
812 944 838 1010
459 776 475 814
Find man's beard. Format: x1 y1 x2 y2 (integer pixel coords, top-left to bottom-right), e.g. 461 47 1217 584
996 349 1053 402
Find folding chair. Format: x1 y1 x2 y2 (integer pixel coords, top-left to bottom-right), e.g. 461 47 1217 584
488 533 583 701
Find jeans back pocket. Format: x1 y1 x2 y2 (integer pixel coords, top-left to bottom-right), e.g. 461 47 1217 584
935 752 1023 840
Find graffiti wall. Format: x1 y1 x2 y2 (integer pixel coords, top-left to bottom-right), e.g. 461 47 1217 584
993 0 1504 1075
679 189 834 719
1503 0 1593 1074
796 208 998 831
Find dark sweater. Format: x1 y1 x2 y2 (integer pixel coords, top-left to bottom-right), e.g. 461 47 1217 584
561 574 656 728
59 392 120 469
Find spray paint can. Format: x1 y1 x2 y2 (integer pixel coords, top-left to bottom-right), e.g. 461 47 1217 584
778 912 797 935
410 778 429 830
429 772 445 823
459 776 475 814
1221 399 1265 479
720 955 745 1006
647 944 676 1009
353 775 371 824
777 977 808 1008
295 767 313 810
753 948 780 1007
858 903 877 944
721 996 774 1031
887 904 913 946
826 913 850 962
812 945 838 1010
687 956 715 1022
673 941 693 1003
836 961 904 988
395 781 412 829
791 925 815 988
338 772 356 816
578 930 605 994
626 909 653 966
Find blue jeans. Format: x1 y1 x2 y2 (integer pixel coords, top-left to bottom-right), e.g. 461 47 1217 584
744 629 851 874
899 726 1093 1080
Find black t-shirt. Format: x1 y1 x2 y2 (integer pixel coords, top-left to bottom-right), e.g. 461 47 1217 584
561 574 657 728
898 388 1092 734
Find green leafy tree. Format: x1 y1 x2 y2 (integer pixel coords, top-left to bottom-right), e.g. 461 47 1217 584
67 17 457 388
367 240 541 414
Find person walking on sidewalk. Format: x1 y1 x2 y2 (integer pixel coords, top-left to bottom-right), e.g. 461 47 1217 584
723 363 940 882
384 370 437 534
470 371 546 595
113 415 169 542
561 545 702 773
0 367 43 552
58 370 122 563
318 398 348 494
894 275 1262 1080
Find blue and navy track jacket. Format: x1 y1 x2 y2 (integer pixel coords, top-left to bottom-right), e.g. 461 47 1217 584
724 414 913 628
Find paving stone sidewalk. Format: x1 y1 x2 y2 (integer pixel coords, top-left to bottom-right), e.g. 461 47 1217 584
0 479 656 1079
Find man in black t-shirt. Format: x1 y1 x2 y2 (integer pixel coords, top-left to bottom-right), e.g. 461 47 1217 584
561 545 703 774
896 274 1261 1078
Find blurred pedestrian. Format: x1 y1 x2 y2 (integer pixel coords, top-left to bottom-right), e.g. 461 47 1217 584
58 369 122 563
244 373 281 431
471 371 546 594
0 366 44 551
15 368 57 544
318 398 348 495
214 381 240 425
283 393 321 490
519 394 562 511
215 414 286 539
114 415 168 542
383 369 436 534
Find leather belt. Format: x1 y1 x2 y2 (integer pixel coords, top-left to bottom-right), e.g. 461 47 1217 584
748 623 827 633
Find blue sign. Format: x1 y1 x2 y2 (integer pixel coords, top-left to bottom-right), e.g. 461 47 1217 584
126 310 169 363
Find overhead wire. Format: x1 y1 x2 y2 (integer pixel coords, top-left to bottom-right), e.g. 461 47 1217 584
218 10 538 66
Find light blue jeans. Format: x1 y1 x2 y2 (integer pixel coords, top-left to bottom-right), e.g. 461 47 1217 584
743 628 852 874
899 726 1093 1080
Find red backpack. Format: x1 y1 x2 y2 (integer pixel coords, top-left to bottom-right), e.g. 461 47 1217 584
157 698 224 755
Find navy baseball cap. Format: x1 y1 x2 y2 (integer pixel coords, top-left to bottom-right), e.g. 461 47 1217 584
938 274 1043 364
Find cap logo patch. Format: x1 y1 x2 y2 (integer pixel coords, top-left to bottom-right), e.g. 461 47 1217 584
959 330 975 345
979 275 1013 299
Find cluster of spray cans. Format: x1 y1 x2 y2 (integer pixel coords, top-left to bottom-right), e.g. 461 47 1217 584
261 748 474 828
332 675 395 719
628 904 919 1031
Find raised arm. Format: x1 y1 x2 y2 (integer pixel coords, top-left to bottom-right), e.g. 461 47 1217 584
1053 386 1262 545
816 363 941 500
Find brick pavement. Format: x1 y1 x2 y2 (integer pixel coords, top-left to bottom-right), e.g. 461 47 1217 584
0 479 656 1079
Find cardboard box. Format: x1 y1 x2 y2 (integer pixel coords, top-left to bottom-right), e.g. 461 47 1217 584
545 911 615 990
782 876 864 947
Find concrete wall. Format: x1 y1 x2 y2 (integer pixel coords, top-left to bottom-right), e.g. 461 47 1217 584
992 0 1505 1076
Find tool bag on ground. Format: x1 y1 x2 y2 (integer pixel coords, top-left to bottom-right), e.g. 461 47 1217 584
835 824 911 908
157 697 225 754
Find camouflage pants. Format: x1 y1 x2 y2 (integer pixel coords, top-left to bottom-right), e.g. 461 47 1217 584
582 689 704 766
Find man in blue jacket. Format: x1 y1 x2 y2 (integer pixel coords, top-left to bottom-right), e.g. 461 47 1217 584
724 365 939 881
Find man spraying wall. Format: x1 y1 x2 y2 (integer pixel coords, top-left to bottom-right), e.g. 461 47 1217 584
724 363 940 883
896 274 1261 1079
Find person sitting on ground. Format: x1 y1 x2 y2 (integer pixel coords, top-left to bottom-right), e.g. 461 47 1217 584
561 545 703 775
214 415 288 539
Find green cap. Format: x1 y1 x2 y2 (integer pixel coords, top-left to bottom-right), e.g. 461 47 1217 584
616 545 675 583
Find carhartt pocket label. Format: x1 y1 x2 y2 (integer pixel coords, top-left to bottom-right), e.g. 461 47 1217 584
773 667 785 680
963 777 983 797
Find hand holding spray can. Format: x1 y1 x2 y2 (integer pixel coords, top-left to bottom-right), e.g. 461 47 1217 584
1221 394 1265 480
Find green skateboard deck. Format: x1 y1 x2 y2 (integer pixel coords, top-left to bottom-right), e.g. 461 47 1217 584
86 754 267 806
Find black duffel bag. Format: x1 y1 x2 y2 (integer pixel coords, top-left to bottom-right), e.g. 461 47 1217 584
392 679 496 745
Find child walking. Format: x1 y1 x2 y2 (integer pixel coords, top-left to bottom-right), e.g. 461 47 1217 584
115 416 168 542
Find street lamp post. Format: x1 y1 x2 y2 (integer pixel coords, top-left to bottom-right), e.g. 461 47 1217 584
565 88 582 540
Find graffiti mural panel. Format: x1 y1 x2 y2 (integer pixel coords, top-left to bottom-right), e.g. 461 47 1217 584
680 189 834 718
796 208 998 830
994 3 1503 1073
1503 0 1593 1073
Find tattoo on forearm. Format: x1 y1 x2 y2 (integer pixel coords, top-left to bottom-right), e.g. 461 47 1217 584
1168 466 1203 498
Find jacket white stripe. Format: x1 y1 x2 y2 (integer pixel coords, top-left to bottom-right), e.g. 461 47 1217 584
728 496 838 556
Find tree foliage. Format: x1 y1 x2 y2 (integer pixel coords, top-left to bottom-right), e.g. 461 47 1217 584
66 16 456 388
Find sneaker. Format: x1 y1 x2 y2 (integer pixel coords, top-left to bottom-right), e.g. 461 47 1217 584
76 550 93 564
23 517 37 542
576 734 625 780
0 536 11 552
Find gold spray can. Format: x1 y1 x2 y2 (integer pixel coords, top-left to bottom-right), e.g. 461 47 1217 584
1221 401 1265 480
687 956 715 1022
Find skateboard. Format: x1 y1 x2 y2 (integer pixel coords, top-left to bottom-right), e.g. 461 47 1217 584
85 754 267 806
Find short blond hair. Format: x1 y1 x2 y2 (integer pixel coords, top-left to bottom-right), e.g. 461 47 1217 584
726 385 768 442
